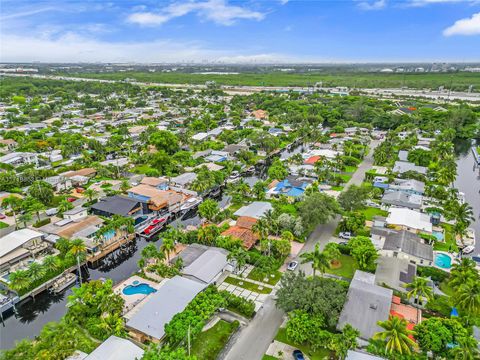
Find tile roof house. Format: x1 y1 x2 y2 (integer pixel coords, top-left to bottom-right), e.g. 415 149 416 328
221 216 259 249
338 271 393 340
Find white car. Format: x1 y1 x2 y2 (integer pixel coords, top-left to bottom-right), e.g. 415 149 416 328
339 232 352 240
462 245 475 255
287 261 299 271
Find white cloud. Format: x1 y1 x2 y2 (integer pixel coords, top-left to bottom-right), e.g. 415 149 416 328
443 12 480 36
127 0 265 26
357 0 387 10
0 32 289 63
406 0 478 6
0 6 58 20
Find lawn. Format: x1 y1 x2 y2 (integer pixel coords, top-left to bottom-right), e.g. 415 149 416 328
191 319 239 360
248 268 282 286
0 221 9 229
344 165 358 173
360 207 388 221
339 174 352 183
439 280 456 297
331 185 344 191
275 328 331 360
262 356 279 360
325 254 359 279
224 276 272 294
433 223 459 252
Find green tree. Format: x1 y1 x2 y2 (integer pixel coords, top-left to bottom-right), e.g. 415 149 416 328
455 280 480 318
450 335 480 360
149 130 180 155
252 180 266 200
8 270 31 292
227 247 249 272
26 198 45 222
28 180 54 205
298 192 341 231
329 324 360 360
323 242 342 267
338 184 369 212
58 198 74 213
449 258 479 290
405 277 433 306
198 199 220 223
27 262 46 282
348 236 378 272
2 194 22 229
300 243 330 276
267 159 288 180
18 212 32 228
69 239 86 285
83 188 99 202
373 316 416 355
160 237 175 262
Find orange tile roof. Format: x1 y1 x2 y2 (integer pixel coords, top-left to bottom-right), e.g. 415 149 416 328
304 156 321 165
222 226 259 249
236 216 257 230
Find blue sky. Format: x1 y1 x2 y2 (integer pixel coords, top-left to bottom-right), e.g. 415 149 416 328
1 0 479 63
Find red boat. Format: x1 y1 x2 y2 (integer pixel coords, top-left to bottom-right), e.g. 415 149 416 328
140 217 167 237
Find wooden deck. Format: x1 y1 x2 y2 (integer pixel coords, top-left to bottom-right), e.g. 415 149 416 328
87 233 136 264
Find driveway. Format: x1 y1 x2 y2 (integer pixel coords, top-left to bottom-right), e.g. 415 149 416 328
221 139 382 360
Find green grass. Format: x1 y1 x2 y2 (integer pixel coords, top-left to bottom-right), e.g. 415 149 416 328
360 207 388 221
339 174 352 183
272 201 298 216
66 71 480 91
262 356 279 360
247 268 282 286
331 186 344 191
0 221 9 229
223 277 272 294
439 280 456 297
275 328 331 360
433 223 459 252
191 320 239 360
324 255 359 279
344 165 358 173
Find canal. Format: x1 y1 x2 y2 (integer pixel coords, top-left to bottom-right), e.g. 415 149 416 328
0 144 306 349
454 140 480 255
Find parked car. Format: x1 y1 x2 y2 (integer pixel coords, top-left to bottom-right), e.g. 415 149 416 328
67 197 77 202
462 245 475 255
45 208 59 216
287 261 299 271
293 350 305 360
366 200 380 208
0 213 5 219
339 232 352 240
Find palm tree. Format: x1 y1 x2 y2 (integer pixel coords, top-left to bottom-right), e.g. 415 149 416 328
43 255 60 273
9 270 31 292
160 237 175 262
450 258 478 290
28 200 45 223
450 335 480 360
28 262 46 282
373 316 416 355
69 239 86 286
252 218 269 240
455 280 480 318
83 188 99 202
2 195 21 229
58 199 74 213
323 242 341 267
227 247 249 273
454 202 475 229
404 277 433 306
18 212 32 228
300 243 330 276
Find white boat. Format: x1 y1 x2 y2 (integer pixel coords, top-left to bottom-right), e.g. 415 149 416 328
226 171 241 183
456 228 476 247
180 197 202 212
51 273 77 294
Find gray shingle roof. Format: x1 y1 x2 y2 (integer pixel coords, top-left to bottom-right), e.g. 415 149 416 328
392 161 427 175
383 230 433 261
182 248 228 284
338 271 393 340
381 191 422 209
233 201 273 219
126 276 207 340
90 195 141 216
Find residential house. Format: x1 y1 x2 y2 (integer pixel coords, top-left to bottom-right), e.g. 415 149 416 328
223 144 249 157
233 201 273 220
266 177 310 198
0 229 50 273
44 175 72 192
126 276 207 343
127 184 186 213
389 179 425 196
0 139 17 151
140 176 169 190
392 161 427 175
375 256 416 293
338 271 393 340
222 216 259 249
63 207 88 221
90 195 143 218
170 173 197 189
381 230 434 266
0 152 38 167
181 246 230 284
252 109 268 120
381 191 423 210
83 335 144 360
386 208 432 234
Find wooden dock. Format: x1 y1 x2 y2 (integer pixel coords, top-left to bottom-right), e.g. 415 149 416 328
87 233 136 264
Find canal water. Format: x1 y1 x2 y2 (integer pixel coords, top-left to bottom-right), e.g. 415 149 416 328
454 140 480 255
0 144 307 349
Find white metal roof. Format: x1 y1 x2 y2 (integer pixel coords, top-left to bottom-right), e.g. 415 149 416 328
84 336 144 360
386 208 432 233
0 229 44 258
182 248 228 284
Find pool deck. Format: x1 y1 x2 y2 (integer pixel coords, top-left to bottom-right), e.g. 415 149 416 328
433 251 458 272
114 275 162 314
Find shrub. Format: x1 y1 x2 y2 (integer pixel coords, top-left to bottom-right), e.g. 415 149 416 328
33 218 51 228
417 266 449 284
220 291 255 318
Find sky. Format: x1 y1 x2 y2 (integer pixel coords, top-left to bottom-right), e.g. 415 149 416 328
1 0 479 63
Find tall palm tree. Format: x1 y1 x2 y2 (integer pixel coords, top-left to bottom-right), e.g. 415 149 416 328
252 218 270 240
373 316 416 355
405 277 433 306
28 262 46 282
58 199 74 213
43 255 60 273
28 200 45 223
83 188 99 202
454 202 475 229
300 243 330 276
160 237 175 262
18 212 32 228
9 270 31 292
69 239 86 286
2 195 21 229
450 258 478 290
323 242 341 267
450 335 480 360
455 280 480 318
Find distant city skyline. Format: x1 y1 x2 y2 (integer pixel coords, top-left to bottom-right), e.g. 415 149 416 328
1 0 480 63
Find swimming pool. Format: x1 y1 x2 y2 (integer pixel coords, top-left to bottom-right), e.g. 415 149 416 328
432 230 444 241
435 253 452 269
122 283 157 296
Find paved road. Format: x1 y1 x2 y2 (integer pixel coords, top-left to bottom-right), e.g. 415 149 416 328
223 140 381 360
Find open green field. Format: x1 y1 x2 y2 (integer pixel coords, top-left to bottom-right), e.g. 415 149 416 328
66 71 480 91
191 319 239 360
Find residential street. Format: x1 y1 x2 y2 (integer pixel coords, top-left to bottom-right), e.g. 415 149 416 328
222 139 381 360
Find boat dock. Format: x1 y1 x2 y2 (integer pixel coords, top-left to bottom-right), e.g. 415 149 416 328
87 233 136 264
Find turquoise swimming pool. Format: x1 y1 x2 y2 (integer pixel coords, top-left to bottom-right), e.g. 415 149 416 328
122 283 157 296
435 253 452 269
432 230 444 241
